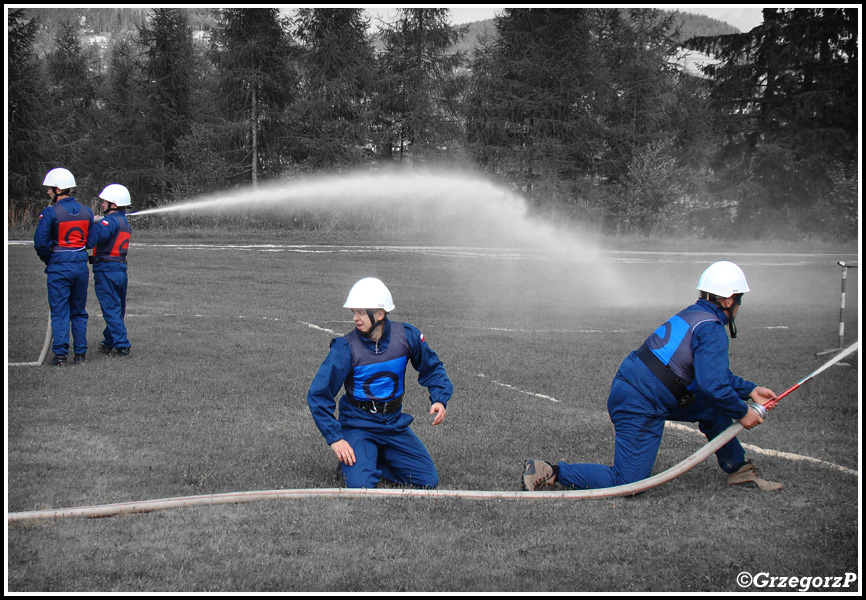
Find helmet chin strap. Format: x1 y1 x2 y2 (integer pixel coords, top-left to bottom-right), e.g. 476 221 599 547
358 309 385 339
702 292 741 338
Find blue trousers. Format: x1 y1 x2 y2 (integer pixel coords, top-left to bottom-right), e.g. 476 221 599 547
340 421 439 489
558 375 745 490
46 262 90 356
94 270 130 349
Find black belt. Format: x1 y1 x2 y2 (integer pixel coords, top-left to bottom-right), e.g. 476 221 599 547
346 397 403 415
90 257 127 264
635 344 695 408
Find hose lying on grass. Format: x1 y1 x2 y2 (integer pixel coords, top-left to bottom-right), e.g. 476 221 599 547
0 419 758 522
7 341 858 523
8 317 51 368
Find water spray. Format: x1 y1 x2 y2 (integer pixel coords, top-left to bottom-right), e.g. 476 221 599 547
7 341 857 522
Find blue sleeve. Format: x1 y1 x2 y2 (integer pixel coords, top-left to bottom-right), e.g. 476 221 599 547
87 209 101 249
33 206 55 264
691 321 753 420
306 337 352 446
404 323 454 407
92 214 117 246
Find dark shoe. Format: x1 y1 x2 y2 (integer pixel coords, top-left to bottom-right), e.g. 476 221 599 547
98 342 114 355
523 459 556 491
50 354 67 367
727 460 783 491
73 353 86 365
112 347 131 358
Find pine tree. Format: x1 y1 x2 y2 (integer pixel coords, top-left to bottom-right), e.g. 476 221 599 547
375 8 466 163
466 9 607 202
685 8 858 237
293 8 376 169
8 9 48 201
43 18 100 192
136 8 196 199
210 8 297 186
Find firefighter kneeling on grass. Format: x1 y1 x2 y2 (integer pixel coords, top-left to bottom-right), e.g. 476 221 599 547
524 261 783 493
306 277 453 488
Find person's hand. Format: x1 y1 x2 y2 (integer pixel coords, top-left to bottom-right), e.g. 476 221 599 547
330 439 355 466
430 402 447 426
739 406 764 430
750 386 778 410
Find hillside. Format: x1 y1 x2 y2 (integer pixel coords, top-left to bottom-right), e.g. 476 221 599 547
22 7 744 59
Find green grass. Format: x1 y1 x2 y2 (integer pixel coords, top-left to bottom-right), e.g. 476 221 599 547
5 229 860 593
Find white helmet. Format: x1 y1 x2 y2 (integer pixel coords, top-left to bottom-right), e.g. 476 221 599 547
697 261 750 298
43 168 76 189
344 277 395 312
99 184 131 207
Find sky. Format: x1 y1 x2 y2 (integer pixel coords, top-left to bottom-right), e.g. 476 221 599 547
368 6 765 32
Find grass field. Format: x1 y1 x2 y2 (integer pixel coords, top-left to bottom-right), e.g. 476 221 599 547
5 216 861 592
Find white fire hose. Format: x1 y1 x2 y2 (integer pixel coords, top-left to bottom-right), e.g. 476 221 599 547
8 317 52 368
7 342 858 523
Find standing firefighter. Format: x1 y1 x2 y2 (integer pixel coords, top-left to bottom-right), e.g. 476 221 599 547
523 261 783 492
33 168 96 366
307 277 454 489
91 184 133 358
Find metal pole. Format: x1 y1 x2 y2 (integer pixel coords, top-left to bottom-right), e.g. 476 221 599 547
818 261 857 356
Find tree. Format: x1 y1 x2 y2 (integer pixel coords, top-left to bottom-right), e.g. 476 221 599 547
95 35 155 195
210 8 297 186
375 8 466 163
293 8 376 169
8 9 48 201
42 18 100 192
137 8 197 201
466 9 608 202
685 8 858 237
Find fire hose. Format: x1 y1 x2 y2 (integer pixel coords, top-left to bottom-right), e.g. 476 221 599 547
7 341 858 522
8 317 52 368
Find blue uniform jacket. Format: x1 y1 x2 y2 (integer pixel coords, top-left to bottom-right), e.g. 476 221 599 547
617 299 755 420
307 320 453 446
33 198 97 267
91 211 131 272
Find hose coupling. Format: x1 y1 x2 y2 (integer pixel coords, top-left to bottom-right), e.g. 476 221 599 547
749 402 768 419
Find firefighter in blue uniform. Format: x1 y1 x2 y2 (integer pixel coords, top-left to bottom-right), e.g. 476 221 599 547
91 184 133 357
523 261 783 492
33 168 97 366
307 278 454 489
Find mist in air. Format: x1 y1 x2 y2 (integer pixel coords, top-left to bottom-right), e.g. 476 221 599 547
130 168 693 308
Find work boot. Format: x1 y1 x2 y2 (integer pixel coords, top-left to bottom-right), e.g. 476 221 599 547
523 459 557 491
73 353 86 365
727 460 783 491
112 347 131 358
49 354 67 367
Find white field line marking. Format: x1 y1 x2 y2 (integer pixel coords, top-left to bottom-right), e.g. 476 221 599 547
476 374 560 403
299 321 338 335
665 422 857 476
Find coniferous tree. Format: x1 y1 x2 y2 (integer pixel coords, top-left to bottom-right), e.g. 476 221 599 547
8 9 49 201
467 9 607 202
96 36 154 195
43 19 100 193
137 8 196 201
293 8 376 169
375 8 466 163
685 8 858 237
210 8 297 186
